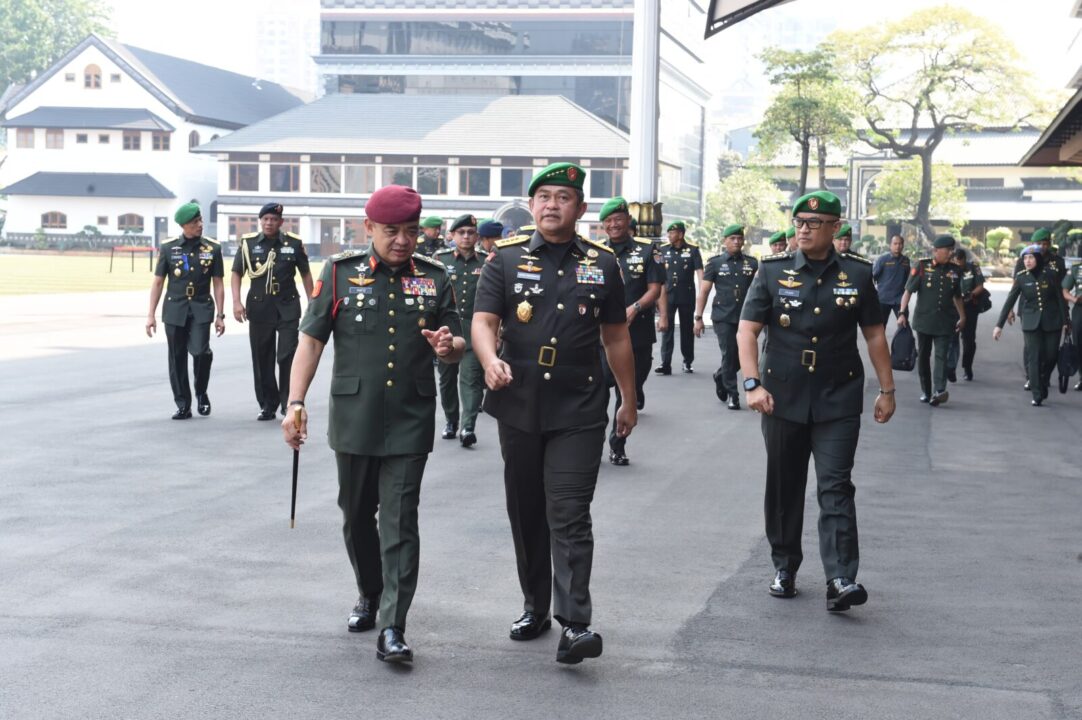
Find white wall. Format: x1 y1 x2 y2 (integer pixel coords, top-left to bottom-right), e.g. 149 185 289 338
5 196 174 237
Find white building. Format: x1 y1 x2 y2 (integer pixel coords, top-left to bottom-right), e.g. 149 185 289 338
0 34 306 245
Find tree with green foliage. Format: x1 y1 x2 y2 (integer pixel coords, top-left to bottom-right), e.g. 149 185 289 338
755 47 856 196
716 149 743 182
688 168 786 253
985 226 1013 260
0 0 110 90
870 159 967 239
833 6 1045 242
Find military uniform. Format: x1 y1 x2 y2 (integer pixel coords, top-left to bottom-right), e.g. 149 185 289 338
742 246 881 585
998 263 1068 403
904 258 961 399
299 246 460 632
154 233 223 412
233 229 311 415
476 230 625 629
1062 261 1082 387
947 260 985 380
658 238 703 371
702 249 758 400
433 244 485 440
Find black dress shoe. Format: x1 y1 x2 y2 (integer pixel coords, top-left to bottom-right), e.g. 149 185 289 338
682 362 694 374
727 395 740 411
654 365 672 375
636 396 645 411
459 430 477 448
171 408 192 420
963 370 973 381
608 450 629 466
197 393 211 416
826 577 868 612
257 408 277 421
769 570 797 598
376 626 413 663
713 370 727 401
929 390 948 407
348 595 379 632
1032 398 1043 407
1024 380 1031 391
441 422 457 439
919 394 930 403
509 611 551 641
946 368 957 383
556 625 603 664
1075 380 1082 391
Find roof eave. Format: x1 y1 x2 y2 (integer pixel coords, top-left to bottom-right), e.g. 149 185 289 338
1019 86 1082 166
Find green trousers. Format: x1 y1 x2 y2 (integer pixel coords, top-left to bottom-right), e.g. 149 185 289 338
916 331 951 396
335 452 427 630
1023 329 1059 401
437 350 483 432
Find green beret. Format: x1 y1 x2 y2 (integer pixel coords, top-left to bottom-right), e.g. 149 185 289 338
174 202 201 225
933 234 956 249
449 214 477 232
599 196 629 222
768 230 787 245
667 220 686 232
785 226 796 239
792 190 841 217
1031 227 1051 243
833 223 852 239
722 223 745 237
528 162 586 196
420 216 443 229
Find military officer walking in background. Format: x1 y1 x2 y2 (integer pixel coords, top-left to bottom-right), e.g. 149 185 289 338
656 220 703 374
597 195 665 465
872 234 910 326
897 235 965 406
785 225 797 251
281 185 464 664
419 216 446 256
1011 228 1067 388
768 230 788 255
145 202 225 419
1062 253 1082 390
946 247 987 382
832 223 858 255
231 203 314 421
434 214 485 447
473 163 637 665
694 223 758 410
477 218 503 255
737 190 896 612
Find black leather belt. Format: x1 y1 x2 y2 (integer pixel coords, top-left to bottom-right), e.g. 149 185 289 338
502 344 598 367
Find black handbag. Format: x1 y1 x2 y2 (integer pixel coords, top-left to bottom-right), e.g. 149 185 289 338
976 292 993 314
1057 334 1079 394
891 325 917 372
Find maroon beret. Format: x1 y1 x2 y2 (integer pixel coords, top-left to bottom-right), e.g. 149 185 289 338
364 185 422 224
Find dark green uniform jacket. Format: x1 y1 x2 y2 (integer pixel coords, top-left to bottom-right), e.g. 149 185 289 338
741 249 881 424
704 251 759 324
605 235 665 348
1063 262 1082 321
299 249 461 456
432 247 483 350
1016 252 1067 285
231 231 311 323
998 266 1068 331
905 258 961 336
658 241 703 305
154 235 224 326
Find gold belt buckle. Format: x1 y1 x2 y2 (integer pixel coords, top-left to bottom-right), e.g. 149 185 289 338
271 280 280 295
185 285 195 299
538 345 557 367
801 349 816 367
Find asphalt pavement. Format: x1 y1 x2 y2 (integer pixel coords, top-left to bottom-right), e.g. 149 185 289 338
0 285 1079 720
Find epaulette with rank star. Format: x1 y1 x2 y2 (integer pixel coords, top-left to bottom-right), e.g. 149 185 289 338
240 231 259 240
632 236 655 245
285 231 304 241
433 247 453 255
329 248 365 263
495 235 529 248
1015 269 1028 277
685 239 699 248
761 251 793 262
584 238 614 254
842 251 872 265
413 252 446 269
201 236 219 245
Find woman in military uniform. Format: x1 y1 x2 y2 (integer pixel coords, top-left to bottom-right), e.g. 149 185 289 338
994 245 1069 406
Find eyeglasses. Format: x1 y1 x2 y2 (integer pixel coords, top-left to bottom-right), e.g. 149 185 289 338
792 217 827 230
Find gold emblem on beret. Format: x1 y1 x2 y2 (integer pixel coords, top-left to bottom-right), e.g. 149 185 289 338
516 300 533 323
808 197 820 210
779 314 791 328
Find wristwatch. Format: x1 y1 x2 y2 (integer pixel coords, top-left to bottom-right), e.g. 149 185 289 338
694 314 703 321
633 301 642 312
216 313 225 319
743 377 762 391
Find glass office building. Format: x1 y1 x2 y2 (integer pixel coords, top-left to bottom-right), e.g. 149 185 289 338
315 0 709 219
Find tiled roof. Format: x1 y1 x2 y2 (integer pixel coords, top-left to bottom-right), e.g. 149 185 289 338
1 172 176 198
1 107 175 131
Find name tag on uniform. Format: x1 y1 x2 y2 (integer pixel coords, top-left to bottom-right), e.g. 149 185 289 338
517 271 541 281
778 288 801 298
833 287 859 296
348 287 372 295
281 247 295 255
576 265 605 284
402 277 437 296
472 267 483 275
198 252 214 260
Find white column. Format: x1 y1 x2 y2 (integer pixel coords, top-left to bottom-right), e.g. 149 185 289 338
628 0 661 203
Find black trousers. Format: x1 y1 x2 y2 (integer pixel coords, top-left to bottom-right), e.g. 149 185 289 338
498 421 605 626
916 331 951 396
165 318 212 410
762 413 861 581
712 321 740 395
660 302 694 368
1024 329 1059 402
947 307 980 373
879 301 900 326
602 343 652 454
1072 305 1082 373
248 319 299 413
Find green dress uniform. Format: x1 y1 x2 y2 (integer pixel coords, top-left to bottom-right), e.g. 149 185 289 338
658 239 703 370
703 250 758 399
154 234 223 411
947 261 985 378
740 248 881 582
432 246 485 438
1063 261 1082 384
232 230 311 415
475 230 626 627
998 264 1068 403
904 258 962 398
299 248 460 631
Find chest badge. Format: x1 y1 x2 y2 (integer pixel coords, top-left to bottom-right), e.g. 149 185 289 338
779 314 791 328
349 276 376 287
516 300 533 323
836 271 851 288
778 277 802 289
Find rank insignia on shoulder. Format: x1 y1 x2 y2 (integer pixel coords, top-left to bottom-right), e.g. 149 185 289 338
240 232 259 240
496 236 529 248
584 238 614 254
331 249 364 262
761 252 792 262
843 252 872 265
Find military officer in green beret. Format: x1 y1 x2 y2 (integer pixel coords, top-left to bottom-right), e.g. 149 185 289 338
995 245 1069 405
473 162 637 664
694 223 758 409
597 195 666 464
145 202 225 419
419 216 446 256
737 190 896 611
785 225 797 251
896 235 966 406
768 230 788 255
656 220 703 374
1062 252 1082 391
833 223 861 256
433 214 485 446
282 185 465 664
231 203 314 421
